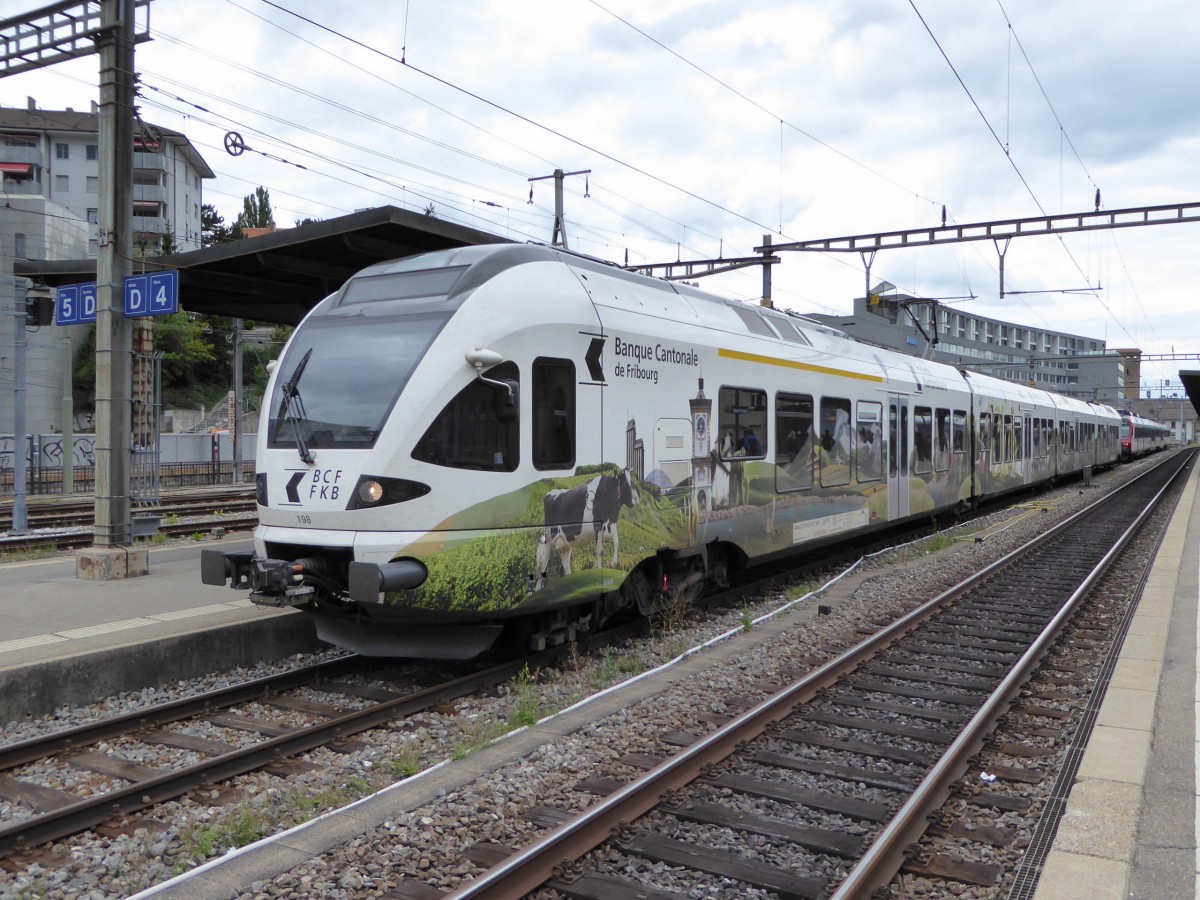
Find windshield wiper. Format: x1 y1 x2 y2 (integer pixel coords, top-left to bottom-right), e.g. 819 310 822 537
275 348 315 464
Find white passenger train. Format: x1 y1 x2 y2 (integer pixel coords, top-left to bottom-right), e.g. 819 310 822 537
1116 409 1173 458
202 243 1125 658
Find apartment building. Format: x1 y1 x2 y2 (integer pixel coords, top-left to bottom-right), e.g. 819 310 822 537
0 98 214 254
805 282 1131 404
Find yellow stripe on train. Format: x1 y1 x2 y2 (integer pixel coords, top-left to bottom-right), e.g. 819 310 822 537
718 348 885 383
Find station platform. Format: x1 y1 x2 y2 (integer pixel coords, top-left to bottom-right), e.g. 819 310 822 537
1033 457 1200 899
0 538 320 724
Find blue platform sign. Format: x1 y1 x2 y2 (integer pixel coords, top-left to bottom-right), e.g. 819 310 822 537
57 270 178 324
123 270 178 317
55 283 97 324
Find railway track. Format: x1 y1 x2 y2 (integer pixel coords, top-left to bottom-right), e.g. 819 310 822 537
0 621 647 861
0 486 256 533
425 449 1194 899
0 488 258 554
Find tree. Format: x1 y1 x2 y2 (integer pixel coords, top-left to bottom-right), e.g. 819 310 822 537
201 203 239 246
236 186 275 231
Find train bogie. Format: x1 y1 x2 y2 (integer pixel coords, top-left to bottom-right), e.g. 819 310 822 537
202 244 1129 659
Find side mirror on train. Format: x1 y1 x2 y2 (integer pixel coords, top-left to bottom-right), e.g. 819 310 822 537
494 380 519 423
466 347 518 422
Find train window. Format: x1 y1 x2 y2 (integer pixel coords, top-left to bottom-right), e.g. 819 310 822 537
775 393 814 491
1014 417 1024 461
532 358 575 470
888 404 898 477
913 406 933 475
719 387 768 459
1003 415 1013 463
934 409 951 471
952 410 967 453
992 416 1003 466
819 397 852 486
979 412 991 456
856 401 883 483
1032 418 1041 456
267 312 448 451
411 361 519 472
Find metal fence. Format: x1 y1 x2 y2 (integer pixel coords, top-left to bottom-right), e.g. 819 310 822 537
0 432 257 496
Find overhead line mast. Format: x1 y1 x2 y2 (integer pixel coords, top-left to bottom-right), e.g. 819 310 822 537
759 201 1200 300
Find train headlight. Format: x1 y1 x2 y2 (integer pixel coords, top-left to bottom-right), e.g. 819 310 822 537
358 480 384 505
346 475 431 510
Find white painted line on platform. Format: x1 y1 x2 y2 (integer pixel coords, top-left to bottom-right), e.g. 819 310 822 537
0 634 69 653
0 599 277 657
56 617 160 639
153 603 242 621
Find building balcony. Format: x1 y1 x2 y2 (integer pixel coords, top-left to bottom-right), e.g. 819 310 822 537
131 215 165 234
0 179 43 196
133 151 168 171
0 144 43 167
132 183 166 204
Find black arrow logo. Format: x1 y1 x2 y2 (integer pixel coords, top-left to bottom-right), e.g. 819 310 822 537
285 471 306 504
585 337 605 382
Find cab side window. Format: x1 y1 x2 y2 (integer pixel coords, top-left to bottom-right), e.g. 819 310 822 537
533 358 575 470
412 362 519 471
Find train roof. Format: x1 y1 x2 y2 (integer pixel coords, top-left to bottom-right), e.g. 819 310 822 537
342 244 1121 420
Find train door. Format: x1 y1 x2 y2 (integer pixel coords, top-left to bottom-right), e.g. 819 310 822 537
888 394 910 519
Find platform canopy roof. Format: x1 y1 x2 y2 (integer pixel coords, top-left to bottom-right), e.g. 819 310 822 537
14 205 510 325
1179 371 1200 417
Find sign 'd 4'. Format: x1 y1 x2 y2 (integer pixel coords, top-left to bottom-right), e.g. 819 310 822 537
55 270 179 325
123 270 178 317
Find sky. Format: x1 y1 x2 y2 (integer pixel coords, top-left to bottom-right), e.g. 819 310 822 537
3 0 1198 394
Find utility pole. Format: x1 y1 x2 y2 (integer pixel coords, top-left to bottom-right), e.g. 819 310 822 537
11 285 28 534
528 168 590 249
92 0 135 549
232 316 243 483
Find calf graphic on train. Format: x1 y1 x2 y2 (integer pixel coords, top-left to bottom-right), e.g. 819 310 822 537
201 243 1162 659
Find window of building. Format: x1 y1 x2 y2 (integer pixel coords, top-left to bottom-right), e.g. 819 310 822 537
719 386 767 459
775 392 813 491
532 358 574 470
54 174 68 192
55 142 68 159
86 144 98 160
87 208 98 224
86 176 98 193
14 232 26 257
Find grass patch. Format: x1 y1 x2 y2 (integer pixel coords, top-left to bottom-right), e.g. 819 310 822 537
0 544 58 563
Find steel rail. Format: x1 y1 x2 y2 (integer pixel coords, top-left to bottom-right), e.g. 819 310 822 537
0 656 361 771
442 450 1193 899
0 620 647 857
830 447 1194 898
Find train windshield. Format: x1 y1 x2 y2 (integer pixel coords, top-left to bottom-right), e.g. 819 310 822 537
267 312 448 450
